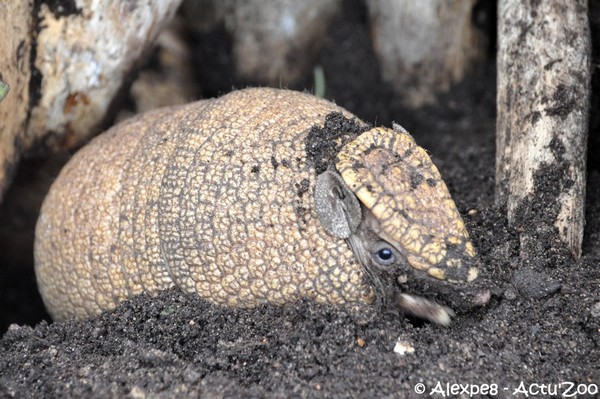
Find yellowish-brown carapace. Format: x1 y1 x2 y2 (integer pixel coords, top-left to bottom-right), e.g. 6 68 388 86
34 88 485 323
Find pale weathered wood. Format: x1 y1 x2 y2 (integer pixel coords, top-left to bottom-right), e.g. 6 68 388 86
496 0 591 258
25 0 183 151
366 0 485 107
182 0 341 86
0 1 34 202
0 0 182 203
117 18 198 122
231 0 340 85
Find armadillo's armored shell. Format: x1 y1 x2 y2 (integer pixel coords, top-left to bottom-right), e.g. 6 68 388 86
336 127 479 283
35 88 374 320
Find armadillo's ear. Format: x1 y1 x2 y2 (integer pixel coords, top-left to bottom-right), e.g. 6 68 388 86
314 171 362 239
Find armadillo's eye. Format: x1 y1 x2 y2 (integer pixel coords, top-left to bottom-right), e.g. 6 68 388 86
373 244 396 266
377 248 393 260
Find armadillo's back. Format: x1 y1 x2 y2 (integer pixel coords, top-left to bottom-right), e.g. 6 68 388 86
35 88 372 320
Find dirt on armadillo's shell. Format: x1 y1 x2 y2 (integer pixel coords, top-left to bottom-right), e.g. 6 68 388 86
34 88 374 321
336 127 479 284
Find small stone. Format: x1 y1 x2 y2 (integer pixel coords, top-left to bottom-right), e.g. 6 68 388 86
47 346 58 357
129 386 146 399
512 267 561 299
504 287 518 300
393 338 415 356
183 367 201 384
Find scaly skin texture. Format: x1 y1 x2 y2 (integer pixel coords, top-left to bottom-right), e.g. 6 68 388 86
336 127 478 283
35 88 373 320
35 88 481 322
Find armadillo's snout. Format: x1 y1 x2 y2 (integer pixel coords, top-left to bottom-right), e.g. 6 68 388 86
402 235 480 285
433 238 480 284
434 240 491 308
393 247 491 324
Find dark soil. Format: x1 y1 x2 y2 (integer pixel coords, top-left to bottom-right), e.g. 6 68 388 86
1 2 599 398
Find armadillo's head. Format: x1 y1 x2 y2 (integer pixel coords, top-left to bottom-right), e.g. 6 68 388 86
315 125 489 324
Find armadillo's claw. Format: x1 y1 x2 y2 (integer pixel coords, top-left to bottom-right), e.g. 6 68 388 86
396 293 455 326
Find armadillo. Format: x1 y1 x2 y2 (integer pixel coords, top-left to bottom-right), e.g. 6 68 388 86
34 88 485 323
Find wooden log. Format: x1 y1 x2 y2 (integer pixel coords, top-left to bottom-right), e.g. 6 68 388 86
496 0 591 258
365 0 485 107
0 0 182 202
26 0 183 151
0 1 34 203
182 0 341 86
117 17 198 121
231 0 341 85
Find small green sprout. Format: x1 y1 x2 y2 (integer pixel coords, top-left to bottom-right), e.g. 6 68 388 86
313 65 325 98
